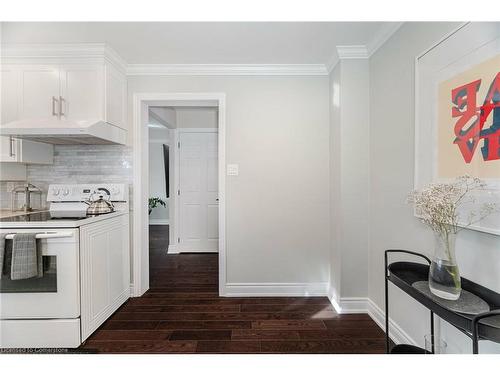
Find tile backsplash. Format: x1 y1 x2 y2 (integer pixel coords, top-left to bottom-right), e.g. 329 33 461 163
0 145 133 210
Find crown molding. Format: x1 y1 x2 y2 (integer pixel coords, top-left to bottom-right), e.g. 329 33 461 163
1 44 329 76
336 45 369 60
126 64 328 76
1 43 128 73
366 22 404 56
325 55 340 74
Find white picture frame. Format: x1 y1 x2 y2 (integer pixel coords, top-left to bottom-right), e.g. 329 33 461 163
415 22 500 236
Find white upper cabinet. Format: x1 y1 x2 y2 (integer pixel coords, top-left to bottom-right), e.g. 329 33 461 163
1 67 19 124
1 44 128 131
19 65 60 121
59 64 104 121
104 63 127 128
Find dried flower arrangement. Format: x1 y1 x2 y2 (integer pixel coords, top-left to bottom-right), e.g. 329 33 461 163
407 175 498 299
407 175 498 237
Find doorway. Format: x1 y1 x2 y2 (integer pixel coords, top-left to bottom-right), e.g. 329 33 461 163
132 93 226 297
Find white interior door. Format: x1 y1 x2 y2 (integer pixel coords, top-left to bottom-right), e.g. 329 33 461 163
179 131 219 252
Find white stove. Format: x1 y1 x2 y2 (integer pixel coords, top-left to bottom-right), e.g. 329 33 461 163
0 183 129 229
0 184 130 349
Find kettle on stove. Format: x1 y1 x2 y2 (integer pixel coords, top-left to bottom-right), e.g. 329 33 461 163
86 191 115 215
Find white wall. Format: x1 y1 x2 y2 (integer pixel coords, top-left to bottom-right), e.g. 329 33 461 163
148 125 170 224
329 63 341 304
150 107 176 127
130 76 330 288
369 22 500 353
176 108 218 128
329 58 370 305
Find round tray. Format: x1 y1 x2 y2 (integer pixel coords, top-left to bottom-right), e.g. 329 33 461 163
412 281 490 315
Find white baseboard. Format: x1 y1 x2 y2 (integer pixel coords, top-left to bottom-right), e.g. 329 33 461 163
223 282 329 297
367 299 417 346
327 294 416 346
167 245 179 254
339 297 370 313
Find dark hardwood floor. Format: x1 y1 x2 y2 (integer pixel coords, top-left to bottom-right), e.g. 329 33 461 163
80 225 386 354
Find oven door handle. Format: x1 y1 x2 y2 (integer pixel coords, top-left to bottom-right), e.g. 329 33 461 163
4 231 74 240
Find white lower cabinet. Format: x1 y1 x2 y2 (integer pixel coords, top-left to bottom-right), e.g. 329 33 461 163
79 214 130 341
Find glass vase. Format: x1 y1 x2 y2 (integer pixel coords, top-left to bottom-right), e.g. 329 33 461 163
429 230 461 300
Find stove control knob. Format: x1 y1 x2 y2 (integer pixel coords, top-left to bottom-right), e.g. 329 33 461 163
62 188 70 196
51 188 60 196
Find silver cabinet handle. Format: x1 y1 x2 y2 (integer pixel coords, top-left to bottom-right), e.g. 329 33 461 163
9 136 15 157
52 96 59 117
59 96 65 117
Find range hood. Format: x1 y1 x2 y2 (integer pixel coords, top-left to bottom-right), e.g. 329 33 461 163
0 119 127 145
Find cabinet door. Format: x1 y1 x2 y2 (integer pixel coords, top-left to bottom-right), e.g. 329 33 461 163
19 66 60 120
80 215 130 340
59 64 104 121
1 66 20 124
0 136 19 162
105 63 127 130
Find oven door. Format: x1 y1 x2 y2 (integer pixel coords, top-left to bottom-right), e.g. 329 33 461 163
0 229 80 319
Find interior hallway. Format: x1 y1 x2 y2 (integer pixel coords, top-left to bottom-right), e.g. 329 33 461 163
80 225 386 353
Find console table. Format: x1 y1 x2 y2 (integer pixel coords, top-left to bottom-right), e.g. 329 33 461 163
384 249 500 354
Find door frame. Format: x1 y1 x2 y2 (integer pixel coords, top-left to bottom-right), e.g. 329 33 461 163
132 93 226 297
170 127 219 254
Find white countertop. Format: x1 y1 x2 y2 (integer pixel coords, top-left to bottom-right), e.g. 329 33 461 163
0 210 129 229
0 209 45 219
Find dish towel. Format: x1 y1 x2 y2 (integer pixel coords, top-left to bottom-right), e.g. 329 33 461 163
10 233 43 280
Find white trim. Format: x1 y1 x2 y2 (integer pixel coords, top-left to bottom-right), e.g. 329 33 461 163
126 64 328 76
148 219 170 225
326 296 417 347
338 297 370 313
1 43 127 73
172 129 180 253
336 45 369 59
366 23 404 56
327 289 342 314
325 56 340 74
132 92 227 298
167 245 179 254
224 282 329 297
367 299 418 346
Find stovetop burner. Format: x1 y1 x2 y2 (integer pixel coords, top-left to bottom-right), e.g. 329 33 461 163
0 211 100 222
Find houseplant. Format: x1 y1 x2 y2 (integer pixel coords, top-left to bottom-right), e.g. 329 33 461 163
149 197 166 215
407 175 497 300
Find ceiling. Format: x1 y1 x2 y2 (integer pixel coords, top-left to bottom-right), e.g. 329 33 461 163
0 22 399 65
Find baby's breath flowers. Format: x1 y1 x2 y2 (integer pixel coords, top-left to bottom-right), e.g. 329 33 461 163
407 175 498 238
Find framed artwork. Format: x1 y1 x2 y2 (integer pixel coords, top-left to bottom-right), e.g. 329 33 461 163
415 22 500 236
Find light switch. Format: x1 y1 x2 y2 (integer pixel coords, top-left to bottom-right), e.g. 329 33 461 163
227 164 239 176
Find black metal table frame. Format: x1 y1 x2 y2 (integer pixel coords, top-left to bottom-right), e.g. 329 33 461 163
384 249 500 354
